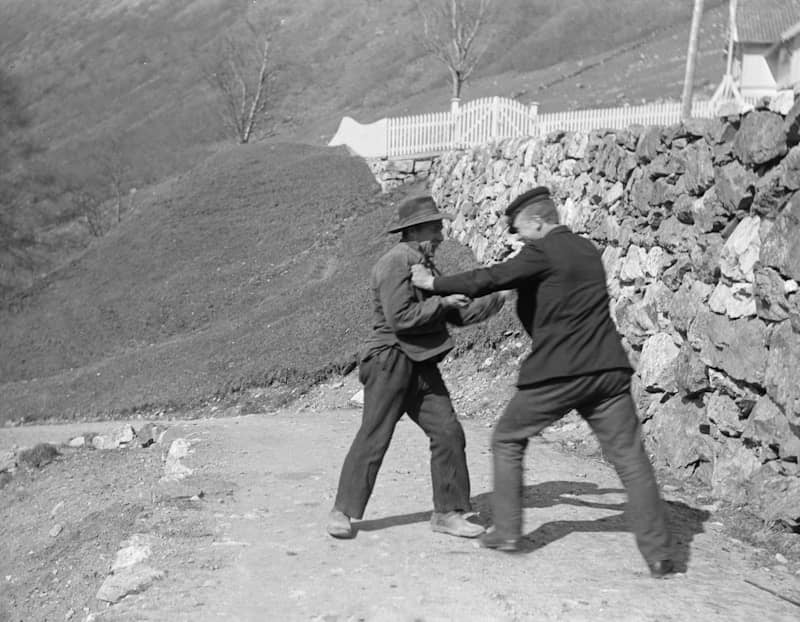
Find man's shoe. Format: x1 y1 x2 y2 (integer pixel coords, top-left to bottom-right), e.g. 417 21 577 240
479 528 520 552
647 559 675 578
326 509 354 539
430 511 485 538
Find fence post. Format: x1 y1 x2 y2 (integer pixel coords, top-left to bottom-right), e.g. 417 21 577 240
492 96 500 140
451 97 461 149
528 101 539 136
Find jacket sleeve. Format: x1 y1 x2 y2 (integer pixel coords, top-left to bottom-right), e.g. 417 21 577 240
433 243 549 297
446 292 506 326
378 253 446 334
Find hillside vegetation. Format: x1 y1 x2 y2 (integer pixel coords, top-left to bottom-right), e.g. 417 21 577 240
0 0 729 421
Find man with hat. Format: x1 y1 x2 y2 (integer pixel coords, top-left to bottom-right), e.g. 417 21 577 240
327 195 507 540
411 186 674 578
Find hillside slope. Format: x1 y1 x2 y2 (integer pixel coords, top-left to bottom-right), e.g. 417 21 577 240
0 141 500 422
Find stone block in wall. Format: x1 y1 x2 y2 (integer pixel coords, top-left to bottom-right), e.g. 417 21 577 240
733 110 788 166
635 126 663 163
629 171 655 215
711 439 762 504
673 194 695 224
760 191 800 281
639 332 681 393
644 396 709 478
613 296 658 347
384 159 416 174
765 320 800 421
746 465 800 526
714 160 755 212
711 140 735 166
683 141 715 196
642 280 673 319
704 117 738 145
651 178 679 208
542 143 563 172
784 95 800 147
780 145 800 191
655 216 700 254
522 140 542 168
601 246 623 281
619 245 646 283
752 163 790 217
743 395 800 460
564 132 588 159
688 232 724 285
688 311 769 385
558 158 580 177
662 254 694 291
707 368 759 418
675 342 709 396
616 151 638 185
708 282 757 319
719 216 761 282
754 265 792 322
648 153 681 180
706 392 744 437
692 187 727 232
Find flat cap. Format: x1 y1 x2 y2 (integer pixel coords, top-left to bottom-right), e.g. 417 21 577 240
504 186 553 220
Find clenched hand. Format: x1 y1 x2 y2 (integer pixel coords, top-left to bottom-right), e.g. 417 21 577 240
411 263 435 290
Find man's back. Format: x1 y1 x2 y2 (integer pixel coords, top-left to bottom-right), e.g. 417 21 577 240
432 226 631 386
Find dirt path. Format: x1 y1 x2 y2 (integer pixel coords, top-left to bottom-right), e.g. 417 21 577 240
3 408 800 621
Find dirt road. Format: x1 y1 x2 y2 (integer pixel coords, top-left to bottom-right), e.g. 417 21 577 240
3 408 800 621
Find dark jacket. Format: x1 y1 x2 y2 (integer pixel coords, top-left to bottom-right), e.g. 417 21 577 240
432 226 631 386
362 242 505 363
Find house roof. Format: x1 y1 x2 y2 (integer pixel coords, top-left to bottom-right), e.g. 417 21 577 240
735 0 800 43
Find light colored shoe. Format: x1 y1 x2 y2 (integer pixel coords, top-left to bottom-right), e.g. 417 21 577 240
430 511 485 538
326 509 354 539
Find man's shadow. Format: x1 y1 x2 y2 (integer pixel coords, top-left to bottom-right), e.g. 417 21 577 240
355 480 709 573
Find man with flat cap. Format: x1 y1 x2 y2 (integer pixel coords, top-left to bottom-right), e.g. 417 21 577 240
327 195 507 540
411 186 674 578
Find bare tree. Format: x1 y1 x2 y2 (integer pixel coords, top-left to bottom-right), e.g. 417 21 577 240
203 19 272 144
415 0 496 100
93 136 131 224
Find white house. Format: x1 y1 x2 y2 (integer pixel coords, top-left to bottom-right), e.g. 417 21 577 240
732 0 800 98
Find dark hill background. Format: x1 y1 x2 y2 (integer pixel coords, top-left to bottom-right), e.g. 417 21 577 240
0 0 729 422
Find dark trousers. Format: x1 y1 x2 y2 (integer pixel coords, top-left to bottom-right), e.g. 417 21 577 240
491 369 672 564
333 347 472 519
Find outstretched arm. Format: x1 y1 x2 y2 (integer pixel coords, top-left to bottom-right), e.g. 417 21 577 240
411 243 549 298
445 290 509 326
378 254 469 334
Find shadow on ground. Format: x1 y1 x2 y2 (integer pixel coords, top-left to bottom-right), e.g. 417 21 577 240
354 480 710 572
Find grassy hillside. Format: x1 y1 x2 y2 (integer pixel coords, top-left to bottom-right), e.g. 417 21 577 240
0 141 503 422
0 0 730 421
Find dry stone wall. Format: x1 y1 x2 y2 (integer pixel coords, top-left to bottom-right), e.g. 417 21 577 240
428 102 800 527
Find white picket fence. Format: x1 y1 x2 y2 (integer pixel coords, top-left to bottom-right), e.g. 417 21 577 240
329 96 726 159
384 97 717 158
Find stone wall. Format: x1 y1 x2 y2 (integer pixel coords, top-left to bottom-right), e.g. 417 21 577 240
368 157 437 192
428 103 800 527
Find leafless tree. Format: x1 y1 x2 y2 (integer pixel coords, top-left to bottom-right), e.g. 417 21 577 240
93 136 131 224
415 0 496 100
203 19 272 144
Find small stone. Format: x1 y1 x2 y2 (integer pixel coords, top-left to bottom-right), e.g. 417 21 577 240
65 608 75 620
49 524 63 538
67 436 85 448
776 553 788 564
50 501 65 517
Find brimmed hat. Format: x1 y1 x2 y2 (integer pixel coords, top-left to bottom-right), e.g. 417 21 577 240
504 186 557 221
387 196 453 233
